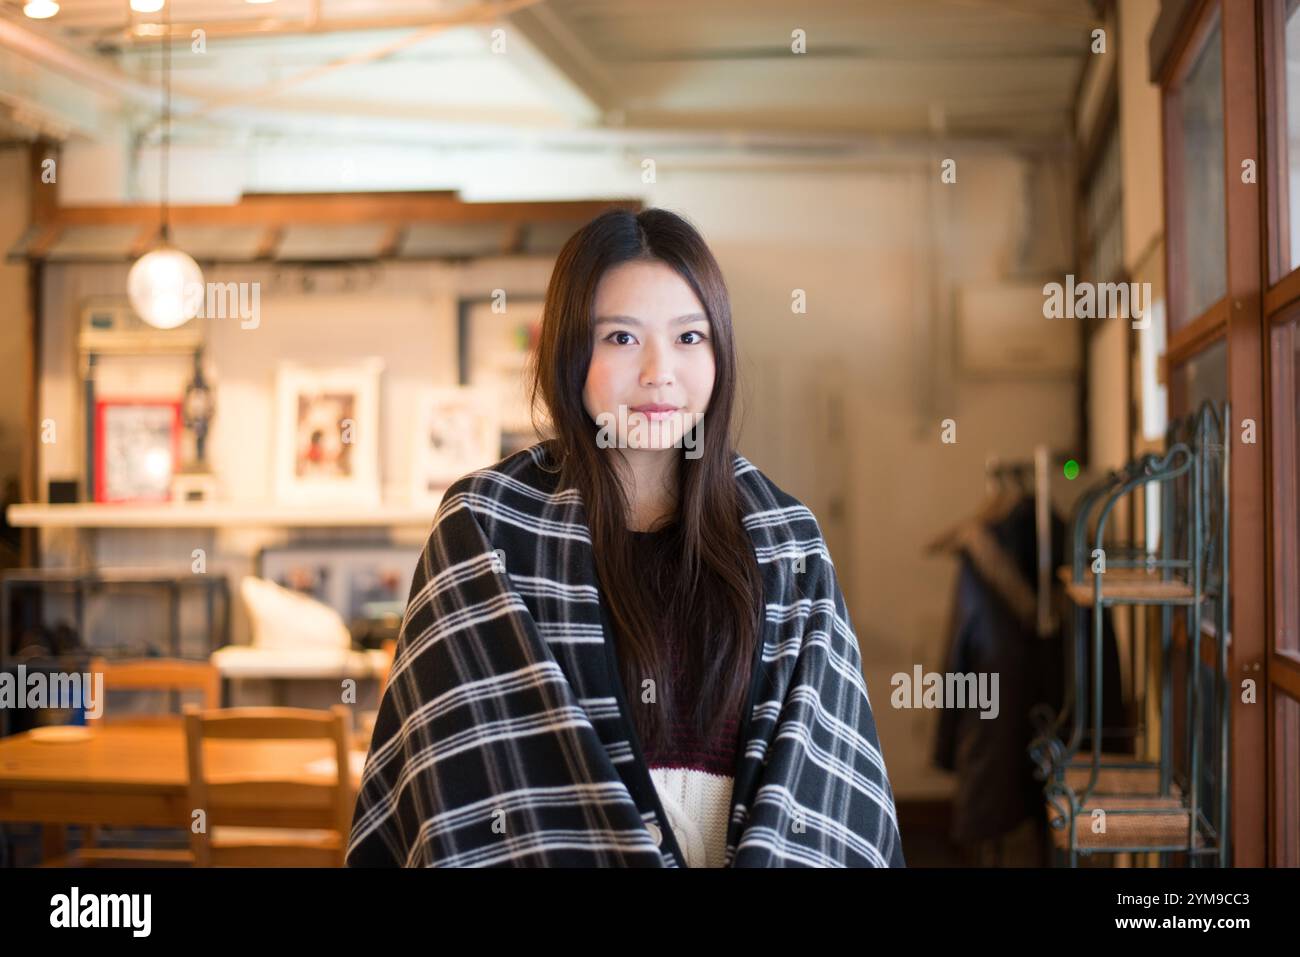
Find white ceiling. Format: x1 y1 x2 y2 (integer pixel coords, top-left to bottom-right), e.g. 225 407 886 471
0 0 1102 149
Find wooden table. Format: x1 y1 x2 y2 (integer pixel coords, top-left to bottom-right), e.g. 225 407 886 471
0 724 366 861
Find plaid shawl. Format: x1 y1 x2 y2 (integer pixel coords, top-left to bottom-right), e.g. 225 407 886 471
346 440 905 867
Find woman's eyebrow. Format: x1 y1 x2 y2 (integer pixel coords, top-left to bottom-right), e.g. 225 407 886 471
594 312 707 328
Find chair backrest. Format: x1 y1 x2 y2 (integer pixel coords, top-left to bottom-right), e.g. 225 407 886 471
182 704 353 867
88 658 221 726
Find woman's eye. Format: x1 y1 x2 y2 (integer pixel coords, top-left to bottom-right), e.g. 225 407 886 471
603 330 706 345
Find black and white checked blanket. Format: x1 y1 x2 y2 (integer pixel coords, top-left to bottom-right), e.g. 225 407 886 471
346 440 905 867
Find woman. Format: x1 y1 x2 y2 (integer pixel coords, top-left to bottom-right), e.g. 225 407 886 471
347 208 905 868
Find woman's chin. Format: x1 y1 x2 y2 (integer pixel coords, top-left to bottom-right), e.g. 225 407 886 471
629 424 685 451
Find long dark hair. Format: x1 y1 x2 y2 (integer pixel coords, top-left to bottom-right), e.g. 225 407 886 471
527 207 763 754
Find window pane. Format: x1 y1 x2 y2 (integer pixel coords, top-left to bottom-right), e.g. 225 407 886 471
1170 339 1227 416
1271 0 1300 279
1272 317 1299 659
1278 694 1300 866
1174 17 1227 327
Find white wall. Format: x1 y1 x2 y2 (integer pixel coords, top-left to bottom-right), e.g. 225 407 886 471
1120 0 1166 282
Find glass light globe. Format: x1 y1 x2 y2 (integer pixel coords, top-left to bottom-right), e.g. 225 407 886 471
23 0 60 19
129 0 165 12
128 246 204 330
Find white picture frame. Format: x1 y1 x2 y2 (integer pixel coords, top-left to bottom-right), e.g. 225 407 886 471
411 386 501 507
274 358 383 507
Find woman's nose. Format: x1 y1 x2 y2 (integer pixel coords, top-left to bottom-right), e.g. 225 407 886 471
640 341 673 387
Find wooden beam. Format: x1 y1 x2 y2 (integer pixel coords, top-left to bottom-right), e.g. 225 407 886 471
26 224 64 259
254 226 284 260
42 193 639 230
13 191 642 263
376 224 405 259
128 225 159 259
500 223 526 255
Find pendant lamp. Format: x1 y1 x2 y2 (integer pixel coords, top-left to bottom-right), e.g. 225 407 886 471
128 0 204 330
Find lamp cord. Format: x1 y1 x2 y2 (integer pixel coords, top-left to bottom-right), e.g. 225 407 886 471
160 0 171 244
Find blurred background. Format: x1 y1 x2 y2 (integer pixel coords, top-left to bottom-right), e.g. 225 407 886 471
0 0 1294 869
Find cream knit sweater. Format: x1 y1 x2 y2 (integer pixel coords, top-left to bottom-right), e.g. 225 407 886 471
648 766 734 868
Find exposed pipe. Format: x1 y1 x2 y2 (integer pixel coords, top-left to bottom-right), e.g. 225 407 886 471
0 17 161 107
0 92 78 141
107 0 542 45
160 0 543 128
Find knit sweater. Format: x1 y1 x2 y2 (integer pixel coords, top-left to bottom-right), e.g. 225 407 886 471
626 525 739 868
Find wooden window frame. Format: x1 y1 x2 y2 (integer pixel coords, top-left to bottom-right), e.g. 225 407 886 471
1156 0 1269 866
1260 0 1300 868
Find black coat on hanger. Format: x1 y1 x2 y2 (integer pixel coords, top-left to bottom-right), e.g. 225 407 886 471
932 495 1127 846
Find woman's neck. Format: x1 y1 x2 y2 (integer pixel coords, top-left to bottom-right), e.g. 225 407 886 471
620 448 680 532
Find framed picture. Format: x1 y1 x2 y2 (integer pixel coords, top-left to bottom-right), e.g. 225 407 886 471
93 398 183 503
411 386 501 506
458 296 547 458
274 359 383 506
257 543 423 625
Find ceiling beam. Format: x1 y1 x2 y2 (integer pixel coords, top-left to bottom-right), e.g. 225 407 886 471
503 2 617 116
482 18 603 124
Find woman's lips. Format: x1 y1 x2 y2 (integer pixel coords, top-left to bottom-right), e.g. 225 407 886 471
631 404 679 420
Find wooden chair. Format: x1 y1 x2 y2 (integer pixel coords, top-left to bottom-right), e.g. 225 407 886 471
88 657 222 726
353 638 398 751
183 704 353 867
44 658 222 866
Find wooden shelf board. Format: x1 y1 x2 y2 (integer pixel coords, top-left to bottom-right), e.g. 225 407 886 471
6 501 447 529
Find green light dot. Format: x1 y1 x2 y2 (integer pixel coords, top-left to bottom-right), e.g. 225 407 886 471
1063 459 1080 480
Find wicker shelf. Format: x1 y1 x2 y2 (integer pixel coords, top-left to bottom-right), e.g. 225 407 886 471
1046 795 1205 851
1057 566 1196 606
1063 760 1184 797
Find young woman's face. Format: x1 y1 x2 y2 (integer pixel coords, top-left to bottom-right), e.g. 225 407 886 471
583 259 715 452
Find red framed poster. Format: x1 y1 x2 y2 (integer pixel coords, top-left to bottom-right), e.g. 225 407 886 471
93 398 183 503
